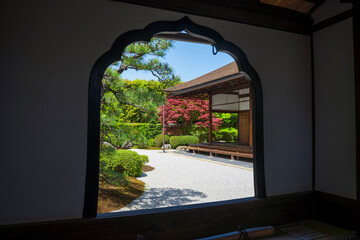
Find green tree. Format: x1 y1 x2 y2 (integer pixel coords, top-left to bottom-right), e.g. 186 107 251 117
101 38 180 100
214 112 238 128
100 38 180 148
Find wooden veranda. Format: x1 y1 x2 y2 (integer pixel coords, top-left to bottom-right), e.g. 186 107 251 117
164 62 254 159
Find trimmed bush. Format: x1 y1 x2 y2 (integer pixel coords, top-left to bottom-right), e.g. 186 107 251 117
134 137 149 149
169 135 199 149
154 134 170 147
101 144 116 155
148 139 155 147
99 146 128 186
108 150 143 177
140 155 149 164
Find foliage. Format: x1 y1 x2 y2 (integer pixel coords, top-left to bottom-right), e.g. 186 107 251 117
133 138 149 149
111 38 180 86
190 127 209 142
146 119 163 139
140 155 149 164
101 144 117 155
214 112 238 128
169 135 199 149
101 123 162 149
99 147 128 186
154 134 170 147
148 139 155 147
160 97 222 137
213 128 238 142
101 69 166 126
100 37 180 149
107 150 144 177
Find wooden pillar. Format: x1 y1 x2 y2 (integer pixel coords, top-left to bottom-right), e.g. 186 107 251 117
249 88 253 148
209 94 213 144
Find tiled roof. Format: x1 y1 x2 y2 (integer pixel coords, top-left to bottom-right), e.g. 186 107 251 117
164 62 239 93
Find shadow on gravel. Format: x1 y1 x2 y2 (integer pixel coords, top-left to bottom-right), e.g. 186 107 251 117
138 172 148 178
131 188 207 209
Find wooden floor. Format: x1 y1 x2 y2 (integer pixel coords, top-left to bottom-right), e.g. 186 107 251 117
184 142 253 159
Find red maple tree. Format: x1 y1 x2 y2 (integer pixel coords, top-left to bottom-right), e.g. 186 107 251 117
159 97 222 136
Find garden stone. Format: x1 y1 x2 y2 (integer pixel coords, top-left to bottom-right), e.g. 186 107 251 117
162 144 172 149
122 141 134 149
102 142 117 149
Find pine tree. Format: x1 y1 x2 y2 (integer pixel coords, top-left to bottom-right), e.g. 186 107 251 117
100 38 180 148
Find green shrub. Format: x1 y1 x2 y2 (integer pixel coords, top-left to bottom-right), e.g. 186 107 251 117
99 144 116 170
99 147 128 186
148 139 155 147
134 136 149 149
169 135 199 149
99 167 128 186
147 119 163 139
118 123 162 141
154 134 170 147
140 155 149 164
213 128 238 142
108 150 143 177
100 144 116 155
190 127 209 142
103 123 162 148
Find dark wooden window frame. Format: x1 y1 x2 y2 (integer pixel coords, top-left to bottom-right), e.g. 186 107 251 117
83 16 266 218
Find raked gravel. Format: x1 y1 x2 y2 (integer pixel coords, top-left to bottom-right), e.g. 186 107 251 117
114 149 254 212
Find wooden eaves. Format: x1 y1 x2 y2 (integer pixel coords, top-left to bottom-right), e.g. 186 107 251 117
164 61 250 98
164 73 249 99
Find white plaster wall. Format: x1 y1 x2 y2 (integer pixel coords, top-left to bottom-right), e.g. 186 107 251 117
0 0 312 225
313 18 356 199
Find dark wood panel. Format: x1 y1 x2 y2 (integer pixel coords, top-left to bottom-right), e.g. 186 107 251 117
352 0 360 234
310 33 316 191
0 192 313 240
314 191 357 230
111 0 312 35
261 0 315 14
308 0 327 14
312 9 353 32
305 0 325 3
239 111 250 145
249 87 253 148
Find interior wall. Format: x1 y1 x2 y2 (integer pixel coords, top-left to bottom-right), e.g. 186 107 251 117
0 0 312 225
313 2 356 199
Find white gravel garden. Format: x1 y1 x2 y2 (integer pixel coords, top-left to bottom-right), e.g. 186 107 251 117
115 149 254 212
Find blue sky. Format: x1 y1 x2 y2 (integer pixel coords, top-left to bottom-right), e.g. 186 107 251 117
120 41 234 82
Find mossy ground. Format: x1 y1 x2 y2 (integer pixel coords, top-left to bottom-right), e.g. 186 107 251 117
97 165 154 213
97 177 145 213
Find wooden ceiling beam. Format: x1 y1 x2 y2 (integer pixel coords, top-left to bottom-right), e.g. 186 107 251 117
308 0 327 14
111 0 312 35
303 0 324 4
